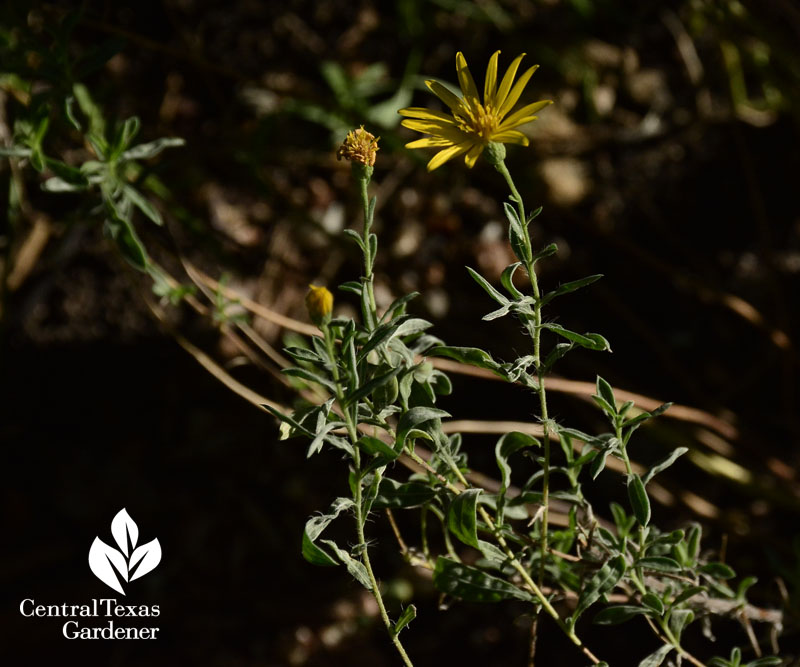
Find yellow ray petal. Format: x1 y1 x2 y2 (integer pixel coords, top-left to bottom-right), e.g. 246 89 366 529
484 51 500 106
427 141 473 171
494 53 526 111
463 143 484 168
425 80 464 113
498 100 552 130
400 118 470 142
455 52 480 106
405 136 455 149
398 107 457 123
497 65 540 119
490 130 529 146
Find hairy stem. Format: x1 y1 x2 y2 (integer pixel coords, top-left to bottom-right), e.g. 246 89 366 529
494 159 552 587
323 324 414 666
406 448 601 664
358 174 378 321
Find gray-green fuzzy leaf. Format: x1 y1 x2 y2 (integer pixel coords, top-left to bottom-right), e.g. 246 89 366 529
433 557 534 603
447 489 482 548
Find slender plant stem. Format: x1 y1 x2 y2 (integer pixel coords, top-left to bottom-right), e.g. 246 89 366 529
322 324 414 667
494 159 552 587
358 175 378 320
405 448 601 664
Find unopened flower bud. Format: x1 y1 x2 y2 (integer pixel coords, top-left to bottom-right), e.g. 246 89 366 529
305 284 333 326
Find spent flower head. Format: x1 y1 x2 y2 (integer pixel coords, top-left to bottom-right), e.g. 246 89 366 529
337 126 380 167
399 51 552 170
305 285 333 326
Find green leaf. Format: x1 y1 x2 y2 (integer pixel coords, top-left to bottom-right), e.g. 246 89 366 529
531 242 558 264
343 366 402 407
428 346 504 376
466 266 509 306
746 658 783 666
638 644 673 667
627 474 651 526
392 605 416 638
541 323 611 351
433 557 534 603
447 489 482 548
358 435 399 461
112 116 141 157
642 593 664 615
593 605 651 625
495 432 539 494
394 317 433 338
637 557 681 573
573 555 626 622
736 576 758 600
500 262 524 300
372 478 436 508
642 447 689 485
622 402 672 429
672 585 706 606
343 228 366 251
596 376 617 413
543 342 575 372
121 137 185 161
357 320 402 362
321 539 372 589
395 407 450 451
541 274 603 306
700 562 736 579
301 497 353 566
103 216 149 271
381 292 419 323
283 367 337 394
668 608 694 640
124 185 163 225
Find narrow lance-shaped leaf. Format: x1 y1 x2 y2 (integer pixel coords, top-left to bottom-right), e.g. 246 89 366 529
541 323 611 352
428 346 505 377
596 376 617 413
395 407 450 451
343 366 402 407
371 478 436 509
500 262 524 300
638 644 673 667
433 557 534 603
320 539 372 590
642 447 688 485
301 498 353 567
447 489 482 549
540 274 603 306
466 266 509 306
392 605 417 638
573 554 626 622
627 474 651 526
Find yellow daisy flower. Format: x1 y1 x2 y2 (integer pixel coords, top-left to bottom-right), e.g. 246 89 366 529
399 51 552 171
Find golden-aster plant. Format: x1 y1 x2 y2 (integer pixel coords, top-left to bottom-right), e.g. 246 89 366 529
399 51 552 170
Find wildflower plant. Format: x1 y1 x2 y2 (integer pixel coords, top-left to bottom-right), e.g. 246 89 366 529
0 20 785 663
271 53 784 666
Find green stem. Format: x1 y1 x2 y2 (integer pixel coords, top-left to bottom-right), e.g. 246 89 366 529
322 324 413 666
358 175 378 321
405 448 600 664
495 159 552 587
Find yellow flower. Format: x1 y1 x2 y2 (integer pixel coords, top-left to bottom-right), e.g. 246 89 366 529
306 285 333 326
337 126 380 167
398 51 552 171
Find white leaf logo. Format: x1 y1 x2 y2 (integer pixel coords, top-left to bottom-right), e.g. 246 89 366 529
89 508 161 595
